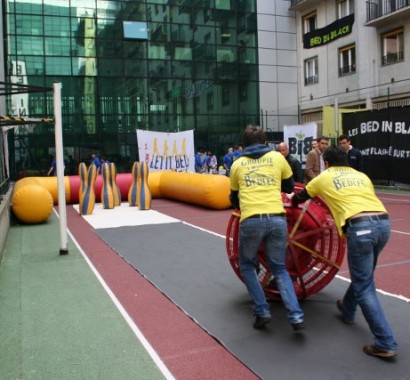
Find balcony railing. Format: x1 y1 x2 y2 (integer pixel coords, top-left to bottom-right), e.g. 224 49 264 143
290 0 305 6
382 51 404 65
366 0 410 22
339 64 356 76
304 75 318 86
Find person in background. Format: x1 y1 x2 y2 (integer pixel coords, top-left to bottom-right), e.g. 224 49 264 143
223 147 234 176
229 125 304 331
204 151 217 173
304 136 329 183
232 144 242 161
90 153 102 173
47 156 57 176
195 149 205 173
278 142 303 183
311 138 319 151
291 145 397 359
338 134 363 171
47 155 65 176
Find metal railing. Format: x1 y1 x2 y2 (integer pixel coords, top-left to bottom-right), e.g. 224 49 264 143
382 51 404 65
339 65 356 76
304 75 319 85
366 0 410 22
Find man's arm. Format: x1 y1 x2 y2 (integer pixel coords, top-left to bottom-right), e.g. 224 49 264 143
229 190 240 209
291 188 312 207
281 177 294 194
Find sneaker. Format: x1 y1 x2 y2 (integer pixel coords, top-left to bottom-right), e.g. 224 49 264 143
363 345 397 359
336 299 354 324
253 316 271 329
291 322 305 331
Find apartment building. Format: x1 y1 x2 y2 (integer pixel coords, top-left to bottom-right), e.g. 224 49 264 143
290 0 410 134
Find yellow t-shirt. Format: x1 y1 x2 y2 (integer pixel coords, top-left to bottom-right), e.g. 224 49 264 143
230 151 292 222
305 166 387 236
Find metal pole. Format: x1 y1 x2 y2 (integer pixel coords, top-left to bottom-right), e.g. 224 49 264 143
334 97 339 139
53 82 69 255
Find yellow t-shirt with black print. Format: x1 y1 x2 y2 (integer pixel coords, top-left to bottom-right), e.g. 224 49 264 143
305 166 387 236
230 151 292 222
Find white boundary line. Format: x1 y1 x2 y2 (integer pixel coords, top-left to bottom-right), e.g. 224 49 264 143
335 274 410 303
60 215 175 380
184 220 410 304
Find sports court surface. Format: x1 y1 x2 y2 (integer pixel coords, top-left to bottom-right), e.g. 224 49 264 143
1 189 409 379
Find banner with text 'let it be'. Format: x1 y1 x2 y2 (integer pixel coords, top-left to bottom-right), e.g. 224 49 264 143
136 129 195 172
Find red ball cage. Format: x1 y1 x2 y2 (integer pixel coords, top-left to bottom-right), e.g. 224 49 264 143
225 185 346 300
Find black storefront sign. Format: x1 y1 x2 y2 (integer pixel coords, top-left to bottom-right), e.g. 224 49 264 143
342 107 410 185
303 14 354 49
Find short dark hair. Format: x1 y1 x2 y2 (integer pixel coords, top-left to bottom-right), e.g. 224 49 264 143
242 125 267 147
322 145 349 166
338 134 350 142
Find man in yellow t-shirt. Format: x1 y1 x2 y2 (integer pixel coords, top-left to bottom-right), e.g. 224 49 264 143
291 145 397 359
230 125 304 331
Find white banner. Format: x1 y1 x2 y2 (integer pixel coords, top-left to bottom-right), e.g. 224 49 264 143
10 60 28 117
136 129 195 172
283 123 317 164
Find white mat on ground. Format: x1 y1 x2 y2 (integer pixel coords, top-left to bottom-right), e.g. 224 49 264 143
72 203 180 229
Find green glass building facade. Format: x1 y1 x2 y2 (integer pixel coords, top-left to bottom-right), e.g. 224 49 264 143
4 0 260 177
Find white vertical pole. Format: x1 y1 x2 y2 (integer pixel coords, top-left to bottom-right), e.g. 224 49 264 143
53 82 68 255
334 97 339 140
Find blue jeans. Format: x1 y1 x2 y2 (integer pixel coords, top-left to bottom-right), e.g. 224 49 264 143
341 218 397 352
239 215 304 323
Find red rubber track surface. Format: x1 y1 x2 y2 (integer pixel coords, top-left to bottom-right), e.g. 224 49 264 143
64 190 410 378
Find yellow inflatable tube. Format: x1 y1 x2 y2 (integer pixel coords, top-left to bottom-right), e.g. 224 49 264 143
159 171 230 210
13 171 231 211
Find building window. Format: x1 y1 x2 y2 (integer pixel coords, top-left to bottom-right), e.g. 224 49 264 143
339 44 356 76
303 12 317 34
304 57 318 85
123 21 148 40
382 29 404 65
336 0 354 19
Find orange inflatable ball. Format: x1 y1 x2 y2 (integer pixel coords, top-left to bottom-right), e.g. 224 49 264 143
12 184 54 224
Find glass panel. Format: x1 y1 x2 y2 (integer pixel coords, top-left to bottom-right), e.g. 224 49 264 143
21 56 45 75
98 58 123 76
174 47 192 60
15 1 43 15
15 15 42 35
45 37 71 56
17 36 44 55
123 40 147 59
96 1 121 19
148 43 169 59
123 21 149 40
45 57 72 75
44 16 71 37
43 0 70 16
124 59 148 77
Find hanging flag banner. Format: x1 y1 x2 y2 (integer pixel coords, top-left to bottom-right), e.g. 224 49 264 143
283 123 317 164
303 14 354 49
136 129 195 172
